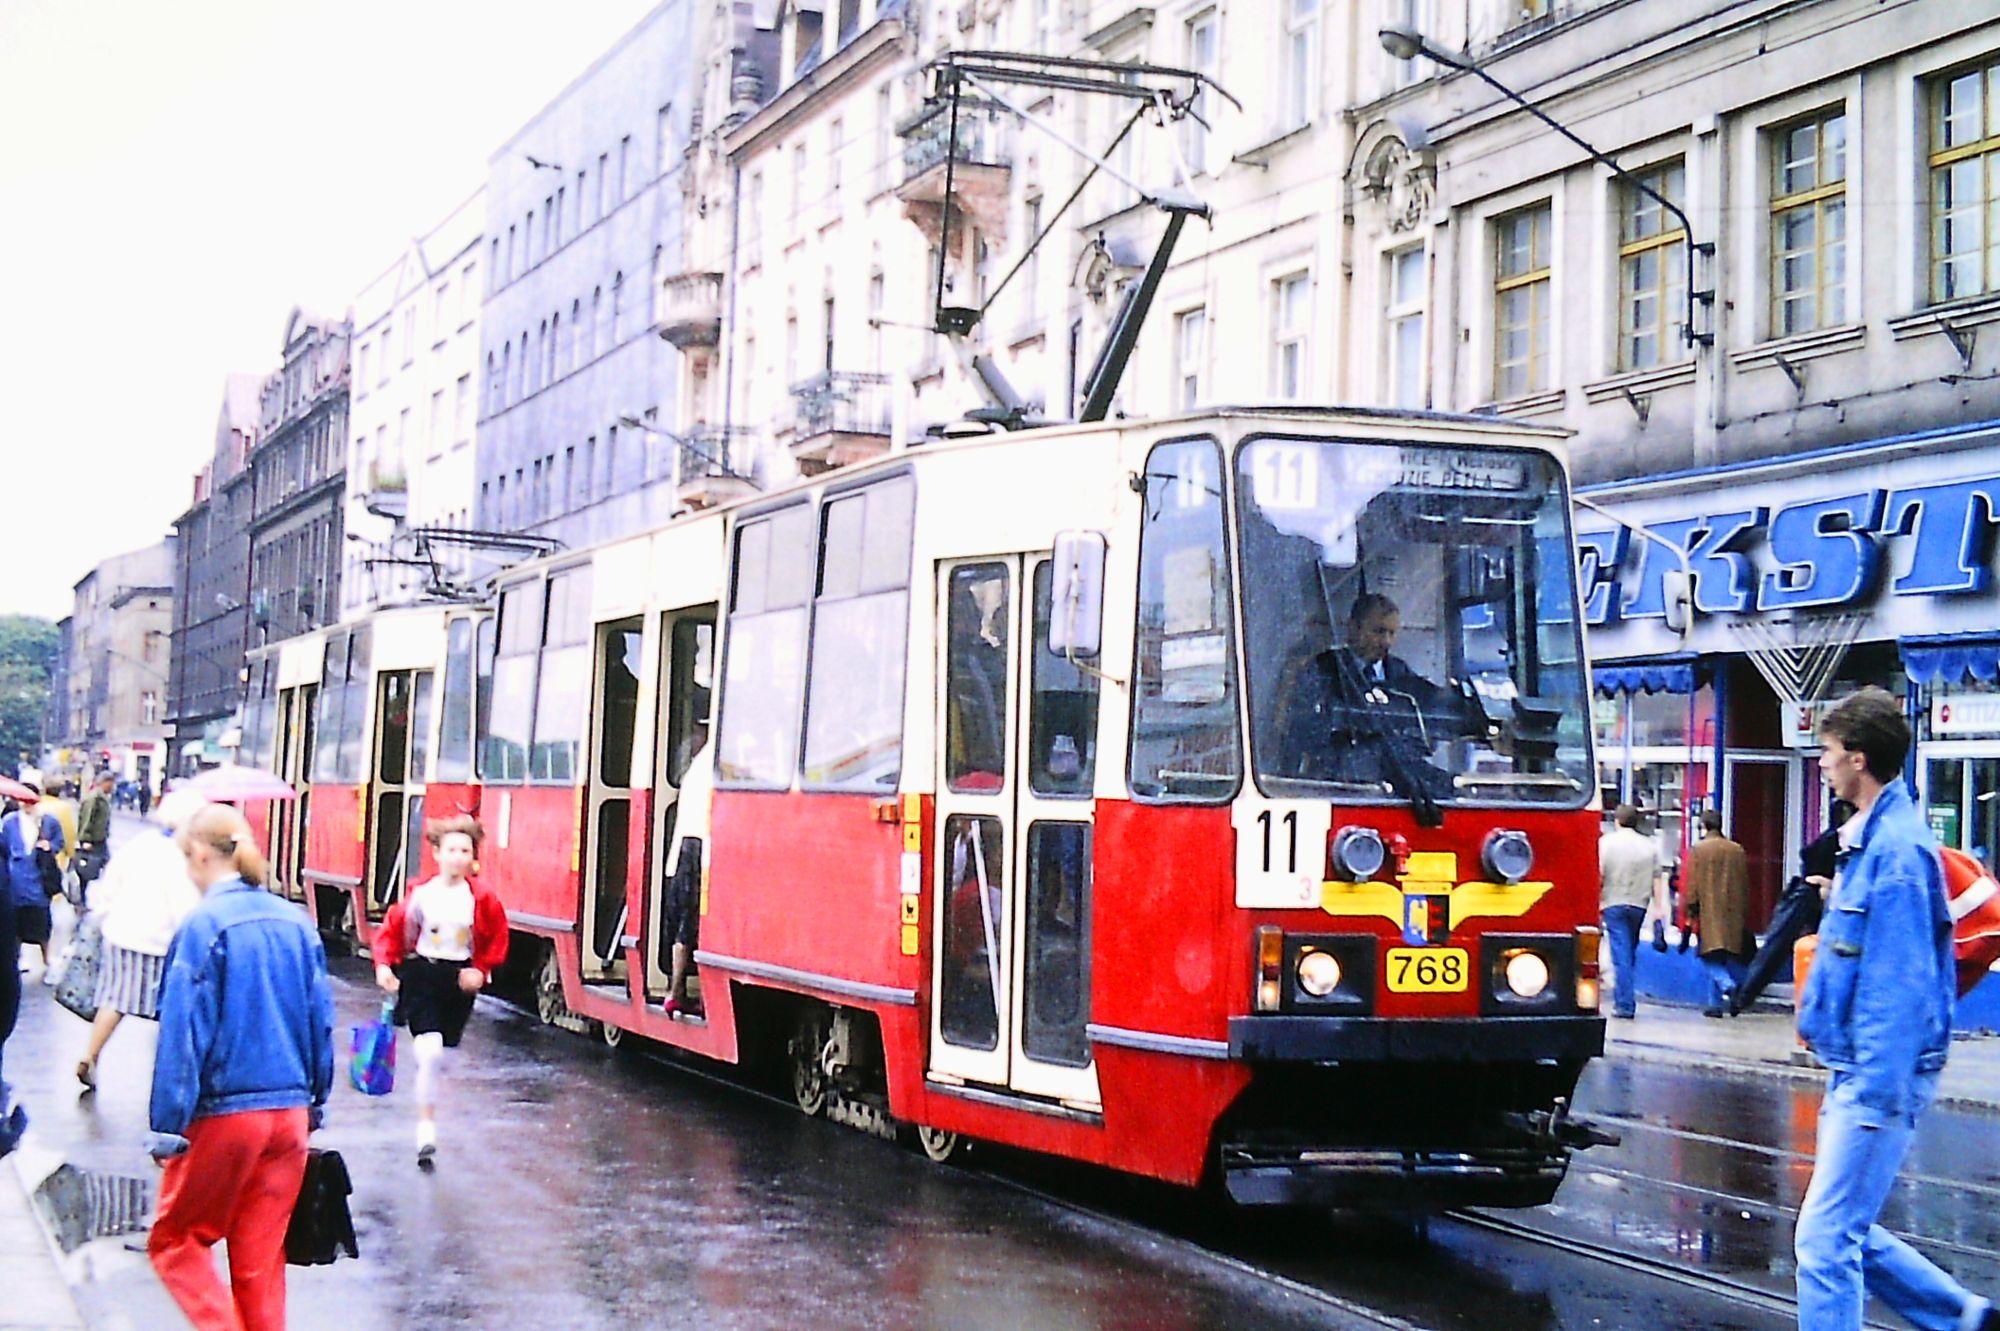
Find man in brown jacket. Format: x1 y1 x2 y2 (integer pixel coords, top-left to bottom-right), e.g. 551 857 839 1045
1685 808 1752 1017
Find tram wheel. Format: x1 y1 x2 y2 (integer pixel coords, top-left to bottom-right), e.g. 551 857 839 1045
916 1125 964 1164
600 1020 625 1049
789 1007 831 1117
535 948 564 1026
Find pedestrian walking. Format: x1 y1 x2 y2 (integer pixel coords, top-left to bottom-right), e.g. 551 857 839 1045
1684 808 1751 1016
147 803 334 1331
73 789 204 1090
1598 804 1661 1020
0 849 20 1157
1730 798 1854 1015
1794 688 1996 1330
370 813 507 1168
74 771 115 891
2 788 65 977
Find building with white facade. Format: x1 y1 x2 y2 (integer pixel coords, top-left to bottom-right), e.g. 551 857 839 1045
344 190 485 614
473 0 698 552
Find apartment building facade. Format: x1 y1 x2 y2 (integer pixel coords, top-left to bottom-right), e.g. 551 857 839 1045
344 191 486 614
248 308 351 645
64 540 176 791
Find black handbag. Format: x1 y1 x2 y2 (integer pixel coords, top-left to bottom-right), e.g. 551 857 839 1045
35 842 61 901
284 1147 359 1266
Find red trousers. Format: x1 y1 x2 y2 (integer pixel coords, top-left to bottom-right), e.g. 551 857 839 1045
149 1107 309 1331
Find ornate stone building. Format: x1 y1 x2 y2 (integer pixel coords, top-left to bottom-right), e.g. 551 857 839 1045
247 309 351 646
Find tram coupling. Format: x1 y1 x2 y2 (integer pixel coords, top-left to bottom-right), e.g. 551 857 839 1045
1499 1096 1621 1152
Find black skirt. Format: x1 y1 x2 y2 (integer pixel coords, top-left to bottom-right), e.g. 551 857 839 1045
394 956 476 1047
14 903 51 947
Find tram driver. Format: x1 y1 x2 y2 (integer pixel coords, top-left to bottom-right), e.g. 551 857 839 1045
1279 593 1497 798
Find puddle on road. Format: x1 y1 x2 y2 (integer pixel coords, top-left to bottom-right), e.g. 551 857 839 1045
30 1162 154 1254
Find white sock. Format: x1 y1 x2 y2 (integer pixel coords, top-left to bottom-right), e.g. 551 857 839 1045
416 1118 436 1150
413 1032 445 1116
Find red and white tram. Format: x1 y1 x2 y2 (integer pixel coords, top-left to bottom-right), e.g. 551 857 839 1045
256 406 1610 1208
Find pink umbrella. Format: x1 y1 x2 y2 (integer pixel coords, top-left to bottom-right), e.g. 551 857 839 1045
183 764 298 803
0 776 39 803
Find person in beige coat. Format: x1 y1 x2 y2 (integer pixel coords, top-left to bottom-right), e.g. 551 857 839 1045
1684 808 1752 1016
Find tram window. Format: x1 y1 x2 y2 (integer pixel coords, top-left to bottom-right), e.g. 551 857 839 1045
1129 437 1242 803
408 671 435 784
436 618 476 782
940 813 1004 1051
480 583 540 782
531 568 594 784
338 626 371 784
1023 822 1092 1068
1029 562 1099 797
945 563 1010 793
311 633 349 785
254 663 279 772
664 617 715 788
717 506 813 788
472 616 497 781
803 479 914 791
378 673 412 783
597 620 642 789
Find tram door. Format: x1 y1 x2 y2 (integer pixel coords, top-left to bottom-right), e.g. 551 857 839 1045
271 684 317 902
930 557 1101 1107
644 610 716 995
368 670 432 914
582 617 643 984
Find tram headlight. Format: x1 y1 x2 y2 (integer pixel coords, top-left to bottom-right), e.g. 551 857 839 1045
1500 948 1551 999
1482 829 1535 885
1296 949 1342 998
1331 826 1387 882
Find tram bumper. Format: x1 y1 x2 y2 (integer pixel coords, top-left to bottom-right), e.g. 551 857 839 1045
1216 1016 1616 1209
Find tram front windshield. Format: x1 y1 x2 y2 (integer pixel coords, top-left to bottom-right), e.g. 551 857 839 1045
1236 437 1592 808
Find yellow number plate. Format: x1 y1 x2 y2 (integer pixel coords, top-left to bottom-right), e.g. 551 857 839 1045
1386 947 1469 993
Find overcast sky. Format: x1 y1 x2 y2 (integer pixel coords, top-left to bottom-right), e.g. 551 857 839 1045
0 0 662 622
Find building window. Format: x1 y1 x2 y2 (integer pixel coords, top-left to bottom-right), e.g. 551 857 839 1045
791 143 808 224
1184 12 1216 174
1282 0 1318 130
619 135 632 201
1385 245 1426 408
1930 62 2000 304
657 104 674 178
1511 0 1551 23
1770 110 1847 336
455 375 471 442
1271 272 1309 400
597 151 610 219
554 188 565 247
746 172 764 267
1493 204 1552 398
875 89 893 193
868 271 885 371
1386 0 1431 89
828 118 843 202
1619 161 1686 369
1022 195 1043 315
1175 306 1207 410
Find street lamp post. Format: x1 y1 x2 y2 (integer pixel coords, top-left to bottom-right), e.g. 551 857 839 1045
1378 24 1710 347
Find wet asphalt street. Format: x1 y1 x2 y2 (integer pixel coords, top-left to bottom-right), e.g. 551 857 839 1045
5 833 1997 1329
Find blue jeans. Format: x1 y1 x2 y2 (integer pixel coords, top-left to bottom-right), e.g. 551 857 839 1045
1601 904 1644 1016
1701 951 1746 1010
1796 1070 1987 1330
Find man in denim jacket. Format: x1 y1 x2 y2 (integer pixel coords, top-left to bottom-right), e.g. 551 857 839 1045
1795 687 1992 1331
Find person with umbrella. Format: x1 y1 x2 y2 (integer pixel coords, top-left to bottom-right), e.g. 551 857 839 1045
74 790 204 1090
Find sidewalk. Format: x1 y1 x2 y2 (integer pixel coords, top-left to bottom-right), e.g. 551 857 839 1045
0 1152 83 1331
1606 1001 2000 1113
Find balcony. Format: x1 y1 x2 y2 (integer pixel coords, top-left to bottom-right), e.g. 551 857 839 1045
897 100 1013 245
359 460 407 521
658 270 724 351
789 371 893 473
676 425 759 510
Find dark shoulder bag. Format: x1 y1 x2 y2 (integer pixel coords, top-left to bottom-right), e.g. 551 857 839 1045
35 817 61 901
285 1147 359 1266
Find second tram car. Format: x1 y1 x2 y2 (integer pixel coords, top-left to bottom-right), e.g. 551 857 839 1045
256 407 1610 1207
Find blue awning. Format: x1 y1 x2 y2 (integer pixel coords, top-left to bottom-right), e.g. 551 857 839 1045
1902 635 2000 686
1593 655 1702 697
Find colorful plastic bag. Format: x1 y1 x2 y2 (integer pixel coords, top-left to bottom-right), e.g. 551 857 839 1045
52 912 101 1023
348 1001 396 1096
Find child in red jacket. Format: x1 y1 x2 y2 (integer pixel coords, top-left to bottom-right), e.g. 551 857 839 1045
372 814 507 1168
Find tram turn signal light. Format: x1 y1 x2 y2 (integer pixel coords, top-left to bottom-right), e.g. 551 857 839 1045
1255 926 1284 1012
1575 926 1602 1011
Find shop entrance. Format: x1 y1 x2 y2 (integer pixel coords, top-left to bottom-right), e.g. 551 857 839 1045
1723 753 1796 931
1922 749 2000 872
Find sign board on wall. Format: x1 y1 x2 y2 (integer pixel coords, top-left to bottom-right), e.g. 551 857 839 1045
1579 431 2000 663
1932 693 2000 736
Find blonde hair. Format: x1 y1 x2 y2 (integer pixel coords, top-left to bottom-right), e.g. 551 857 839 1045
424 812 485 850
178 803 270 887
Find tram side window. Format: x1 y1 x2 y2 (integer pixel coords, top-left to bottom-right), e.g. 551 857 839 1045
716 506 815 788
803 478 915 791
945 563 1010 793
664 617 715 789
1023 821 1092 1067
338 626 371 784
436 618 476 783
1129 437 1242 802
1030 562 1100 797
531 568 594 783
408 671 435 784
254 662 279 772
480 583 540 783
311 633 350 785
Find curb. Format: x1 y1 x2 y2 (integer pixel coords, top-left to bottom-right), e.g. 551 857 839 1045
1607 1035 2000 1117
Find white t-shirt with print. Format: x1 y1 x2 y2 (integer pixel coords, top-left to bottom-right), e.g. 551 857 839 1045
408 876 476 962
